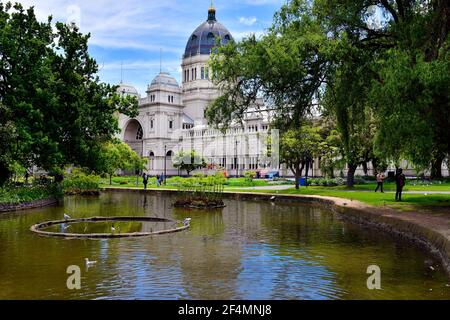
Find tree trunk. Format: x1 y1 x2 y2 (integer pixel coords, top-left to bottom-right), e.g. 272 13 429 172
346 163 358 188
362 162 368 176
291 164 304 190
109 174 112 185
295 171 300 189
0 161 10 187
304 161 310 187
431 155 444 180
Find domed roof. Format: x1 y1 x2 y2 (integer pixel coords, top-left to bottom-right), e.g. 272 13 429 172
184 7 233 58
149 72 180 88
117 83 139 97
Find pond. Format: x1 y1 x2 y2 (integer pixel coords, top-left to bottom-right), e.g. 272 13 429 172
0 191 449 300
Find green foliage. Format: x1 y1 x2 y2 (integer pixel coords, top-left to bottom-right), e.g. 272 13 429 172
62 169 100 195
172 150 207 176
0 183 62 205
244 170 256 181
279 122 324 188
97 139 146 182
207 0 450 182
172 172 227 207
207 2 335 128
0 3 138 185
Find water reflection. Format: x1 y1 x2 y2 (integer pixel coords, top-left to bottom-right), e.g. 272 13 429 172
0 191 448 300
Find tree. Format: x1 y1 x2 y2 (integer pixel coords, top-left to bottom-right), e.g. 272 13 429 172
280 123 323 189
98 140 146 185
0 3 138 185
316 0 450 178
173 150 207 176
207 1 334 128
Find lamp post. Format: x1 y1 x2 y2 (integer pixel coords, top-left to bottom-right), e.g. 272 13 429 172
164 144 167 185
235 139 238 177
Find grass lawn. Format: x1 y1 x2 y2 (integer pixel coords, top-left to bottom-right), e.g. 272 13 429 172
101 176 450 211
332 181 450 192
230 187 450 211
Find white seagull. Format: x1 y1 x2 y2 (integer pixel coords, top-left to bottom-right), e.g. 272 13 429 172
183 218 192 226
270 196 276 201
64 213 71 220
111 224 116 233
85 258 97 266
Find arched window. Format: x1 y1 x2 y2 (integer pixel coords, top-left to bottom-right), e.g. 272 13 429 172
207 32 215 45
224 34 231 41
136 126 143 140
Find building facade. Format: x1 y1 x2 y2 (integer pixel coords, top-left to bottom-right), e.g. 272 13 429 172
118 6 275 176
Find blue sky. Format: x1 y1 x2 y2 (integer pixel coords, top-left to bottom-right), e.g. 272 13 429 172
16 0 285 95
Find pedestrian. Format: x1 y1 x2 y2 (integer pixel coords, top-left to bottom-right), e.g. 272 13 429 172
142 173 148 190
375 170 385 193
156 174 160 187
395 168 406 202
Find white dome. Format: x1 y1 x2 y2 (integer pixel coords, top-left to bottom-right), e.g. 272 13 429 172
149 72 179 89
117 83 139 97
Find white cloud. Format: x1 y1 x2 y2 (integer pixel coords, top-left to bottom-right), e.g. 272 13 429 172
12 0 277 92
239 16 257 26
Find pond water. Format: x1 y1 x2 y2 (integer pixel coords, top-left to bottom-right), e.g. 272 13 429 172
0 191 449 300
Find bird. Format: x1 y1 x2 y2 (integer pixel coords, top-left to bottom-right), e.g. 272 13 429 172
183 218 192 226
64 213 71 220
85 258 97 266
270 196 276 201
111 224 116 233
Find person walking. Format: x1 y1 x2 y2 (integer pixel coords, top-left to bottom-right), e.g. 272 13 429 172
156 174 160 187
395 168 406 202
142 173 148 190
375 171 385 193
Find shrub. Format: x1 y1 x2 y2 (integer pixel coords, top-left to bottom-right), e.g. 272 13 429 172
0 183 62 205
62 169 100 195
244 170 256 181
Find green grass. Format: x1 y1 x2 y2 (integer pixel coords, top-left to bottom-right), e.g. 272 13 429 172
101 176 272 188
330 181 450 192
100 176 450 211
229 187 450 210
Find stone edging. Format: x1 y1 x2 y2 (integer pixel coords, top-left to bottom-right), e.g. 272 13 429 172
30 216 190 239
0 197 59 213
104 187 450 276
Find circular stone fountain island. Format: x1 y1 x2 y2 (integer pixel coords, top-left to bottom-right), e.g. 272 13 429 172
30 216 190 239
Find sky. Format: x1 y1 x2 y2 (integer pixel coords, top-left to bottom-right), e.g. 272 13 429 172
14 0 286 95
